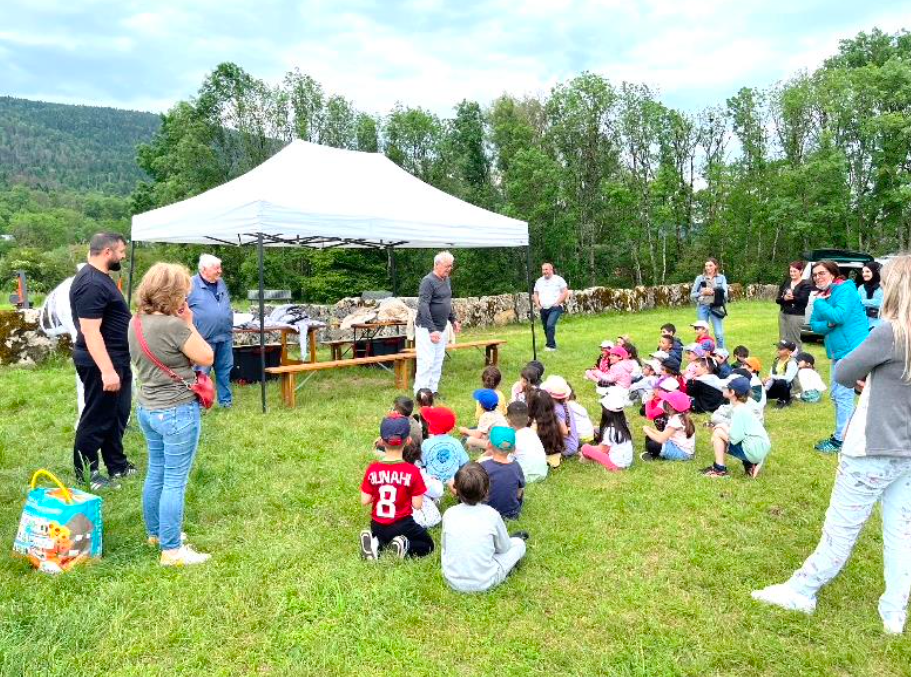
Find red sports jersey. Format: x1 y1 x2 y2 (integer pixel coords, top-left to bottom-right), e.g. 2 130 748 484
360 460 427 525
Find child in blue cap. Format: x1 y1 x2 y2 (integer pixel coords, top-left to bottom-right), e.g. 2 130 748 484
459 388 508 451
479 426 526 520
703 376 771 479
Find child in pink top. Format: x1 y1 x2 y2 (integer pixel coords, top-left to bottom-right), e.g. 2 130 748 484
596 346 635 389
584 340 613 383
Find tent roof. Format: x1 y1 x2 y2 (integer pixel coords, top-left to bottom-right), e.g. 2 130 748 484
131 140 528 249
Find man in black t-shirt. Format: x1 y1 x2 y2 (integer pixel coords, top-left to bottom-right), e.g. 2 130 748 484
70 232 135 490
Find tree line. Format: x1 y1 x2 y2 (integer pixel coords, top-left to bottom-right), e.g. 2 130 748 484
2 28 909 301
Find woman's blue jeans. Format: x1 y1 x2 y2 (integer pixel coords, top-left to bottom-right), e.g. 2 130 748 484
696 304 725 349
830 359 855 442
138 402 201 550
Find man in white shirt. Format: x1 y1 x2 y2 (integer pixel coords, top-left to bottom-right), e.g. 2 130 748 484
533 263 569 352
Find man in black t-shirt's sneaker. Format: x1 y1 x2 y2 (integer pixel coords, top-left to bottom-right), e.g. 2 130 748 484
70 232 136 490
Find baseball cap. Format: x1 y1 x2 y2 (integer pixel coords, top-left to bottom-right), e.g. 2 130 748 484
683 343 706 358
541 375 572 400
489 426 516 452
600 339 614 349
775 339 798 351
421 406 456 435
600 389 628 412
691 320 710 330
473 388 499 411
379 415 411 446
657 376 680 392
796 351 815 366
715 348 730 360
658 389 691 413
744 357 762 373
661 356 682 373
699 338 716 352
724 376 751 396
609 346 630 359
643 358 662 373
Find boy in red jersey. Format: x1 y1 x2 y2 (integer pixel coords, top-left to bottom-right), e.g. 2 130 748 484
360 416 435 560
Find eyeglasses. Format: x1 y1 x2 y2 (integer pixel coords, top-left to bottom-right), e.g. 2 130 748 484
812 271 830 278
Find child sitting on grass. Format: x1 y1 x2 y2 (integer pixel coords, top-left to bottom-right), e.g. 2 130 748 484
460 389 508 450
764 340 799 408
567 384 596 444
661 323 684 361
743 357 767 409
360 416 435 560
542 376 582 460
476 365 507 418
580 389 634 471
682 344 706 381
510 362 544 404
732 345 750 369
414 388 435 439
479 426 526 520
629 358 661 404
375 395 423 453
587 346 635 389
691 320 716 353
702 377 771 478
686 356 726 414
794 352 827 403
528 389 567 468
506 401 548 483
714 348 733 379
402 443 443 528
642 390 696 461
441 462 528 593
420 406 469 485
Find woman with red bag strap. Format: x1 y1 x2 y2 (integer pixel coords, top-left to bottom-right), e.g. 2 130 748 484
128 263 215 566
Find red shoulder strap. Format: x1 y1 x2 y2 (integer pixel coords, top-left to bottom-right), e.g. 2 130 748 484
133 315 189 386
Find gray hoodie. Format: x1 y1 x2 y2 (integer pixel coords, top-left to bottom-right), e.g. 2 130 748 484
836 322 911 458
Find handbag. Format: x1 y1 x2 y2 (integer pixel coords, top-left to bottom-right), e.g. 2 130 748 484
13 469 103 573
133 315 215 409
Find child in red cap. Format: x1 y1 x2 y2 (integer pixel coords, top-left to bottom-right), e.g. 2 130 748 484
360 415 435 560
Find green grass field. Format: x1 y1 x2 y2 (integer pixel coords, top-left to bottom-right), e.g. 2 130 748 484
0 301 908 676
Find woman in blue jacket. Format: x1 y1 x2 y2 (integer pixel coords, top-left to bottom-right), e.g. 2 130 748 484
808 260 869 453
858 262 883 329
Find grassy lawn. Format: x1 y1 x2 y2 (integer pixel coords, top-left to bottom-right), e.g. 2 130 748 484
0 301 908 676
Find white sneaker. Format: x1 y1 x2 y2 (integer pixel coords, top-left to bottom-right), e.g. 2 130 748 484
544 347 556 352
751 583 816 614
883 615 905 635
160 545 211 566
359 529 378 560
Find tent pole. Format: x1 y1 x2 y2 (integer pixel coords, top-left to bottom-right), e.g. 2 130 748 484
525 245 537 361
258 233 267 414
126 241 136 306
388 245 397 296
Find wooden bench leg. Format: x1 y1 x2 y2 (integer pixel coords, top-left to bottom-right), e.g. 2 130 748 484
281 373 296 407
485 345 499 366
397 358 411 390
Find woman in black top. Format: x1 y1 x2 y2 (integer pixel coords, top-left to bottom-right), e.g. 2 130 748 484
776 260 812 349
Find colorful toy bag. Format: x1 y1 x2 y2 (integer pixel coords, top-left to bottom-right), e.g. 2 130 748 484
13 470 103 574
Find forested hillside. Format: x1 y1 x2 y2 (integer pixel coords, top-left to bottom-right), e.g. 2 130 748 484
0 97 159 195
1 28 909 302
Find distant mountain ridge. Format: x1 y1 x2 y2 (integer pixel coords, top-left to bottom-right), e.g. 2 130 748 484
0 96 161 196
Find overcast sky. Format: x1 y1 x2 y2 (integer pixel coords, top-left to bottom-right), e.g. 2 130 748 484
1 0 906 117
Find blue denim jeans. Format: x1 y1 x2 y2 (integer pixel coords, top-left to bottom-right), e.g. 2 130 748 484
696 304 725 349
829 359 855 442
540 306 564 349
788 455 911 628
660 440 694 461
199 340 233 407
138 402 201 550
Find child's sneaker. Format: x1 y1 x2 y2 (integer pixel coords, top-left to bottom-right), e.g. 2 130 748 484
89 472 120 491
639 451 658 462
359 529 378 560
700 465 729 478
511 531 530 541
388 535 409 558
160 545 211 567
814 437 842 454
147 532 188 547
751 583 815 614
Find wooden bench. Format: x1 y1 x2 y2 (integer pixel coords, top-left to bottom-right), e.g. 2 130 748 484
265 353 412 407
403 339 506 369
320 338 355 361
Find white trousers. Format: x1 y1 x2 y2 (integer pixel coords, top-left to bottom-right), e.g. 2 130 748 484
788 454 911 627
414 326 447 393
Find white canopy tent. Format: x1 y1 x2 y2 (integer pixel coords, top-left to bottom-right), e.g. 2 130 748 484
130 140 536 411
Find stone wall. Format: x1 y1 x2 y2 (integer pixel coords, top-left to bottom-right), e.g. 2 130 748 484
0 309 71 366
1 283 778 365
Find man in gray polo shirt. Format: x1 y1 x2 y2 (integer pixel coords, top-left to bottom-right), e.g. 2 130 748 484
414 251 461 395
